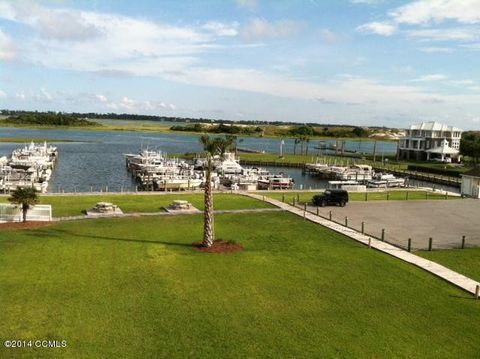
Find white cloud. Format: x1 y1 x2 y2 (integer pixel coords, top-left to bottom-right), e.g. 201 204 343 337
459 43 480 50
0 1 101 41
0 2 217 76
16 92 25 100
236 0 257 10
40 87 53 101
420 46 454 53
0 28 16 60
450 80 475 86
202 21 239 37
95 94 108 103
407 27 480 42
356 22 397 36
412 74 448 82
241 18 305 41
390 0 480 25
318 28 336 43
351 0 384 4
357 0 480 46
162 67 458 108
0 89 6 98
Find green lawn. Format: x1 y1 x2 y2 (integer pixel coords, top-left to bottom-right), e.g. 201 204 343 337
1 212 479 358
0 193 272 217
262 190 456 204
418 248 480 282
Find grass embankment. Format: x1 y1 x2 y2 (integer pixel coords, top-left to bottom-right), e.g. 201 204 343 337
0 212 479 358
262 190 457 204
418 248 480 282
0 193 272 217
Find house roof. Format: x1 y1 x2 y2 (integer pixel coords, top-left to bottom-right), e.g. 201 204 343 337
462 167 480 178
408 121 463 133
426 140 459 155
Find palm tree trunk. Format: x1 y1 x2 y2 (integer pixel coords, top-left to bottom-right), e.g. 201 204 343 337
22 204 28 222
202 162 215 247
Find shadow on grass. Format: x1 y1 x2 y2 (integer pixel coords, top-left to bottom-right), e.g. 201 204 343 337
25 227 194 248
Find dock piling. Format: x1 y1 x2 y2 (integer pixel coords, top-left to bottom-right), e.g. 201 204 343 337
329 211 332 221
381 229 385 241
462 235 466 249
476 285 480 300
408 238 412 252
361 222 365 234
428 237 433 251
345 216 348 227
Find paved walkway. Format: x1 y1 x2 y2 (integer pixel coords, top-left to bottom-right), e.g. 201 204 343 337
243 192 480 296
54 207 284 221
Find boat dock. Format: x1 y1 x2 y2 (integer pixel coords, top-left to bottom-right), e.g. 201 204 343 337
0 141 58 193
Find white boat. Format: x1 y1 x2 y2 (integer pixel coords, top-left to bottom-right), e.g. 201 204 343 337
368 174 405 188
258 175 294 190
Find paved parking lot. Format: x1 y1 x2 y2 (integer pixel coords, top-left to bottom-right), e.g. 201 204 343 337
307 199 480 250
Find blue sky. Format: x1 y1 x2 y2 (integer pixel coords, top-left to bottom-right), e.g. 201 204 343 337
0 0 479 129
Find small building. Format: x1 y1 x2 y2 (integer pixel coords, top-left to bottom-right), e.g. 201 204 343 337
397 121 463 162
461 167 480 199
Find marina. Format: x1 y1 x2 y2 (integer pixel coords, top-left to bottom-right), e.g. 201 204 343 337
125 150 294 191
0 141 58 193
0 128 460 193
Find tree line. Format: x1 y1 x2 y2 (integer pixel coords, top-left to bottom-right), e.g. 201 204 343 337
0 109 391 129
460 131 480 163
170 123 263 135
4 113 97 127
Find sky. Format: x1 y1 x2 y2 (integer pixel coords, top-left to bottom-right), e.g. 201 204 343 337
0 0 480 129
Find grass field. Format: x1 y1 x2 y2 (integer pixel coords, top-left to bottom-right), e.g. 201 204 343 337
261 190 456 204
0 193 272 217
418 248 480 282
0 212 479 358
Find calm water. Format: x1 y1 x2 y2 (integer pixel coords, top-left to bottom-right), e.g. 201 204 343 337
0 127 438 193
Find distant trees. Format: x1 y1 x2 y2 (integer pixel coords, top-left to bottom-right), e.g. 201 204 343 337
460 132 480 163
5 113 97 127
8 187 39 222
290 125 315 137
170 123 262 136
352 127 369 138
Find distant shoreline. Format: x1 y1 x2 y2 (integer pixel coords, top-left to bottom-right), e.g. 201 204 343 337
0 120 397 143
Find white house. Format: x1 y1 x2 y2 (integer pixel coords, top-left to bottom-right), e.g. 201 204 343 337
461 167 480 199
397 121 463 162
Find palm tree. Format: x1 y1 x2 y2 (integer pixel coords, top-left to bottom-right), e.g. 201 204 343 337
225 135 238 156
293 137 301 155
304 136 311 155
8 187 39 222
199 135 234 247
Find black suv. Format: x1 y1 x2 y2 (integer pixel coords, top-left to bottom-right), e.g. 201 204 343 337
312 189 349 207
